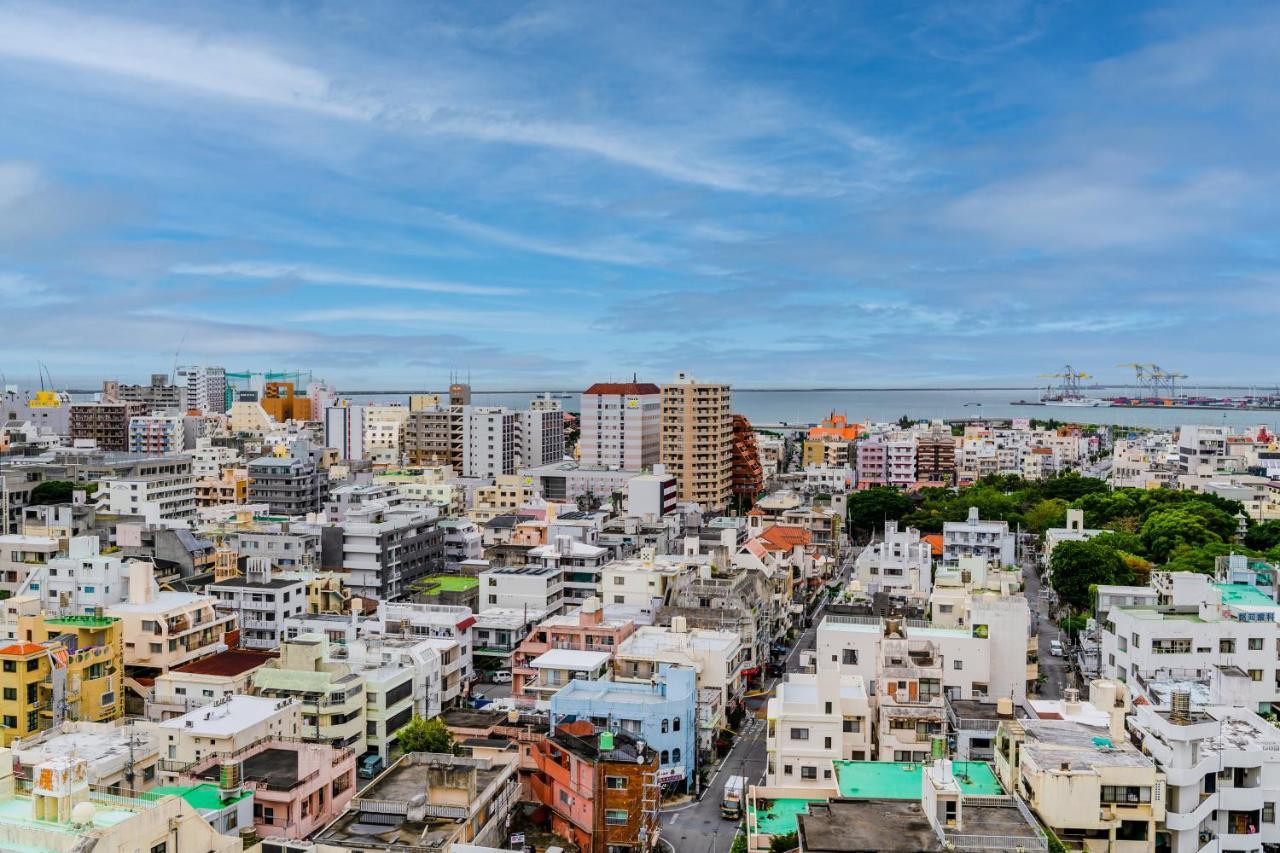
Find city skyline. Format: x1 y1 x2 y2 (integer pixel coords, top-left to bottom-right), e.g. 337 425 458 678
2 1 1276 388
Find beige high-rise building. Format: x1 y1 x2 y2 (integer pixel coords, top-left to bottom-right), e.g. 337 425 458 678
660 372 732 511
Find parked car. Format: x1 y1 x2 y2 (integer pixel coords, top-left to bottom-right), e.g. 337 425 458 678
492 670 513 684
1049 640 1063 657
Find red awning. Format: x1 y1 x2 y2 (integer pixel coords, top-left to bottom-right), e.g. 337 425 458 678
741 666 760 676
456 616 476 631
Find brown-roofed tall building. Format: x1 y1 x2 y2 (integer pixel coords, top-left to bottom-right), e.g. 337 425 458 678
731 413 764 507
580 380 662 470
660 372 732 512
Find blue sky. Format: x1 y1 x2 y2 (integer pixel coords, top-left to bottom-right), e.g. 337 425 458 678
0 1 1275 390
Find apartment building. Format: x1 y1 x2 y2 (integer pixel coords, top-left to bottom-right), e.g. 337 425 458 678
521 460 640 504
0 533 58 597
1130 682 1280 853
69 401 145 451
335 501 442 601
156 694 301 770
600 551 690 610
323 403 364 461
765 671 872 786
995 680 1163 853
376 601 475 700
529 534 610 606
614 619 747 713
108 374 186 412
661 372 733 512
529 722 660 853
479 565 566 615
404 407 456 468
856 437 888 488
0 612 125 746
1100 570 1280 713
247 447 329 516
147 648 277 721
942 507 1016 567
916 429 958 484
627 468 679 519
127 412 193 455
520 397 566 467
854 520 933 598
207 561 307 650
98 455 196 523
1179 424 1231 476
0 749 240 853
460 406 518 478
363 404 410 464
10 720 160 794
175 365 227 414
551 663 698 789
252 637 366 753
512 598 639 703
580 381 662 470
886 439 917 488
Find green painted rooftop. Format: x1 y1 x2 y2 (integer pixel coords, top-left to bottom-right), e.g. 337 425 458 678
749 797 824 836
45 615 118 628
152 783 251 811
833 760 1003 799
1216 583 1277 608
419 576 478 592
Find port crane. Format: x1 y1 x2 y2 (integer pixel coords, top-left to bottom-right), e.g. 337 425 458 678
1116 363 1188 397
1038 365 1092 397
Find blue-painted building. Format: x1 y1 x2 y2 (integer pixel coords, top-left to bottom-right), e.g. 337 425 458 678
550 663 697 791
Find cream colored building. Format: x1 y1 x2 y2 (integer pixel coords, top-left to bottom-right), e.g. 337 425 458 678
363 404 410 464
155 694 301 772
470 474 537 522
0 749 239 853
660 372 732 511
766 671 872 787
996 680 1164 853
252 635 367 753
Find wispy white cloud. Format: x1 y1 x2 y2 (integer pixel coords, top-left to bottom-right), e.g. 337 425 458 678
171 261 525 297
417 208 673 266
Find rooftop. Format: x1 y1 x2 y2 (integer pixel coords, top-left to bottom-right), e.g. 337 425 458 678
529 648 612 670
172 649 278 677
617 626 739 656
208 576 303 590
152 782 252 812
1018 719 1154 770
1215 582 1277 608
833 761 1003 799
198 747 299 788
795 800 941 852
417 575 479 592
160 695 293 737
750 797 825 836
44 614 118 629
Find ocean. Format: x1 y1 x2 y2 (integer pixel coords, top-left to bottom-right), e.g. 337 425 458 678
342 388 1280 432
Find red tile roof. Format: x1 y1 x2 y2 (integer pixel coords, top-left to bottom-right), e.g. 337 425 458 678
922 535 944 557
758 525 811 551
582 383 661 396
0 643 45 656
174 649 278 677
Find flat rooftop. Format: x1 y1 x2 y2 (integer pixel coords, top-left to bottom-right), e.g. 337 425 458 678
1019 720 1154 770
1216 583 1278 607
796 800 942 851
160 695 291 737
530 648 611 670
417 575 479 592
750 797 824 836
833 761 1003 799
198 746 299 788
208 576 303 590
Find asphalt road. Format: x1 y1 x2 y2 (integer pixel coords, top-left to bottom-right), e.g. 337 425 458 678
660 552 854 853
1022 548 1070 700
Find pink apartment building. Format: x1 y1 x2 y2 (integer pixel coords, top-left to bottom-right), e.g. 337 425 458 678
511 598 638 703
178 739 356 839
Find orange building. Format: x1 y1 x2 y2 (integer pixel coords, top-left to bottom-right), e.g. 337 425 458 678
807 412 861 441
260 382 313 422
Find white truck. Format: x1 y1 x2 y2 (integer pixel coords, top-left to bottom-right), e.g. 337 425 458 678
721 775 747 819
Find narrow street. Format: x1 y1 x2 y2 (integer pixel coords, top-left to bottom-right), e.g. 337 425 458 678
659 552 853 853
1021 544 1070 700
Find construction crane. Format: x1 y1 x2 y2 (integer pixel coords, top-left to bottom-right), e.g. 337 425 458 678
1038 365 1091 397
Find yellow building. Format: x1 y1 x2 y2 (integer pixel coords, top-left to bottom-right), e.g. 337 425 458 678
470 474 537 522
0 613 124 747
660 372 733 511
802 437 854 468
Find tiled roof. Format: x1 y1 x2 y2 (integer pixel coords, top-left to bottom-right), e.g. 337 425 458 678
583 382 661 395
0 643 45 656
174 649 278 677
758 525 811 551
922 534 944 557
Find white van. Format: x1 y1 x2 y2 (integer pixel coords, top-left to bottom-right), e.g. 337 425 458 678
492 670 513 684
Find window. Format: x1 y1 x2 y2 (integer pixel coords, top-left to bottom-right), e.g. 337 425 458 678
1265 802 1275 823
673 717 680 732
842 649 858 665
790 728 809 741
783 764 793 775
661 750 669 763
824 701 832 714
151 844 167 853
560 790 571 805
605 810 628 826
1249 638 1265 651
824 737 832 749
1 662 12 673
1100 786 1151 804
606 776 627 790
661 719 669 733
673 748 681 764
843 718 860 733
1 689 13 701
1221 639 1236 654
1 716 14 728
801 766 817 779
25 660 37 672
1250 669 1264 682
953 660 963 671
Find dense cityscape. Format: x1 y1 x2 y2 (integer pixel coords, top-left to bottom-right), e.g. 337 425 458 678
1 373 1279 853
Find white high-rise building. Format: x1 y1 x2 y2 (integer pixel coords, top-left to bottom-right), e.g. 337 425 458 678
519 397 565 468
460 406 518 478
176 365 227 414
580 381 662 470
324 403 365 461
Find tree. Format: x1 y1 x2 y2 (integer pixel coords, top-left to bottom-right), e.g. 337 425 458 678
29 480 77 505
1162 542 1261 575
846 487 912 537
1038 473 1109 503
1140 507 1224 565
1024 499 1068 534
396 715 456 755
1050 539 1133 611
1245 520 1280 552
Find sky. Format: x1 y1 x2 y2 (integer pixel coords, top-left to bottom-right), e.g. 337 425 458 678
1 1 1276 391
